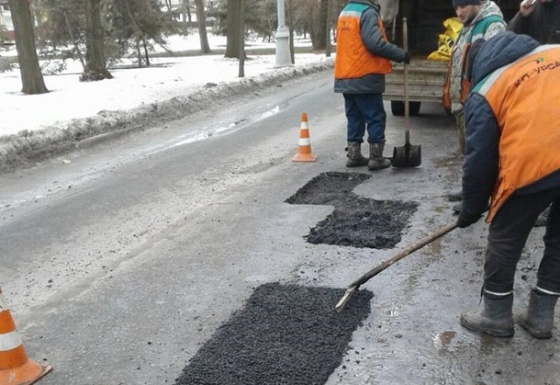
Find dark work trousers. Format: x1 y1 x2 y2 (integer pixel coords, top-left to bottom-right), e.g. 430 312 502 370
343 93 386 144
484 186 560 294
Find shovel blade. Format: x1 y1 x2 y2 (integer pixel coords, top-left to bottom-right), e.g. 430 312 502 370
392 143 422 168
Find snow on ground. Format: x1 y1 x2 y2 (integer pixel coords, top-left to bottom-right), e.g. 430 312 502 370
0 32 334 170
0 33 328 136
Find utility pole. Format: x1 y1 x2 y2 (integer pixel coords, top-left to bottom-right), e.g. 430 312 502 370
275 0 291 68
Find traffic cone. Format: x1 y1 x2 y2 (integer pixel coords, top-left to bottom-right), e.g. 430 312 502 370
292 112 317 162
0 286 52 385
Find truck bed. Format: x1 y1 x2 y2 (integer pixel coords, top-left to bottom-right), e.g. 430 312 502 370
384 59 448 104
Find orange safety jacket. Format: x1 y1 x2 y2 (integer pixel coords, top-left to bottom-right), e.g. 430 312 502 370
334 3 391 79
474 45 560 222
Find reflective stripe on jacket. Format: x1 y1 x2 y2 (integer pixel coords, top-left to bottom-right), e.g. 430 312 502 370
474 45 560 221
334 3 391 79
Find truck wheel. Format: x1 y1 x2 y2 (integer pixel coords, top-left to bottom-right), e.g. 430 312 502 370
391 101 405 116
410 102 421 116
390 101 421 116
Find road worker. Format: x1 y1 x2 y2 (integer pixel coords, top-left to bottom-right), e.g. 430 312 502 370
457 31 560 338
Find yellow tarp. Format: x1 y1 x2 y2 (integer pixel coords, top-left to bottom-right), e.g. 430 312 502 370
428 17 462 61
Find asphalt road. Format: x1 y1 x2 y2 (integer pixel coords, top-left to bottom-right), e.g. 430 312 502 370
0 70 558 385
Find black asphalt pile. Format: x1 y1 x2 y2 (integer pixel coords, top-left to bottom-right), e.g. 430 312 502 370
174 283 373 385
286 171 418 248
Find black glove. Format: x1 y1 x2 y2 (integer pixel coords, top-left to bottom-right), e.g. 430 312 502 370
403 52 410 65
457 210 482 228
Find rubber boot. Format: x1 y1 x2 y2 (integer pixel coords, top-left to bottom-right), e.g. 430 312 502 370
452 203 462 214
514 289 559 339
447 190 463 202
368 143 391 170
460 293 514 337
346 142 368 167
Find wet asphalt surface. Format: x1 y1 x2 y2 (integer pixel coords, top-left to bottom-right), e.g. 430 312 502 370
0 70 558 385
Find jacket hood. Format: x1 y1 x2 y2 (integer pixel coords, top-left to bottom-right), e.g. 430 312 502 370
351 0 380 11
471 0 503 25
469 31 540 87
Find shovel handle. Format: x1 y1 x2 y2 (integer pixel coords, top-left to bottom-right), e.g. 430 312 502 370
403 17 410 143
349 223 458 289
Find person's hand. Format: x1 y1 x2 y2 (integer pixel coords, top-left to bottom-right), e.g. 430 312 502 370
403 52 410 65
457 210 482 228
520 0 537 17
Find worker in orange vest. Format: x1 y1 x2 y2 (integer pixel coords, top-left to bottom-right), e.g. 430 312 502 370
457 31 560 338
334 0 408 171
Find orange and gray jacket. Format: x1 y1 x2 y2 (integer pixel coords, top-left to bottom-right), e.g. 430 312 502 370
334 0 406 94
462 31 560 222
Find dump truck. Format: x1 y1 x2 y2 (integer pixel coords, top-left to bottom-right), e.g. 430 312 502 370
382 0 520 116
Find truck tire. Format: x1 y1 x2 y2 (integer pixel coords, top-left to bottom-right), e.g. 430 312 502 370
390 101 421 116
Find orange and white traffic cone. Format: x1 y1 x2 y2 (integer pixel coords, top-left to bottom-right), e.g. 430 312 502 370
292 112 317 162
0 286 52 385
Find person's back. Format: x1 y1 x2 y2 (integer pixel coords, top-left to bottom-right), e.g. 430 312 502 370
507 0 560 44
507 0 560 226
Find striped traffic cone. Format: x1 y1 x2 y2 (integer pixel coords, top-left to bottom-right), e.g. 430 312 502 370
292 112 317 162
0 286 52 385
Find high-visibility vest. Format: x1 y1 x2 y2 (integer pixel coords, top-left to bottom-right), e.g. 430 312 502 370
334 3 391 79
473 45 560 222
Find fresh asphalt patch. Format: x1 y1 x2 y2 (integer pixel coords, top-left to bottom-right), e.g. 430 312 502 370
285 171 418 248
174 283 373 385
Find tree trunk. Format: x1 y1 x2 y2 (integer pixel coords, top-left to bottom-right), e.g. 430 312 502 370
325 0 333 57
287 0 294 64
186 0 192 22
182 0 189 34
238 0 245 77
313 0 328 50
143 38 150 67
136 39 142 68
8 0 49 95
64 11 86 71
82 0 112 81
194 0 210 53
225 0 241 58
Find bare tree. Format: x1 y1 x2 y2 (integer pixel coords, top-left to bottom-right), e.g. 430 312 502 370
225 0 242 58
8 0 49 94
314 0 328 50
238 0 245 77
326 0 333 57
194 0 210 53
81 0 112 81
288 0 294 63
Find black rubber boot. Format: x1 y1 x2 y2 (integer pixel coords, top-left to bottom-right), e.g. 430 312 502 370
460 293 514 337
452 203 462 214
514 289 559 339
346 142 368 167
368 143 390 170
447 190 463 202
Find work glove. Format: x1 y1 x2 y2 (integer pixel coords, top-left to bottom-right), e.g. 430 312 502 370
457 209 482 228
403 52 410 65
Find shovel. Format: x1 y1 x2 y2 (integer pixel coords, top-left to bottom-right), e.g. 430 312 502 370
335 223 457 312
392 17 422 168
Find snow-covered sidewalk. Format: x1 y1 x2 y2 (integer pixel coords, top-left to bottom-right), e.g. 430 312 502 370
0 52 331 137
0 34 334 170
